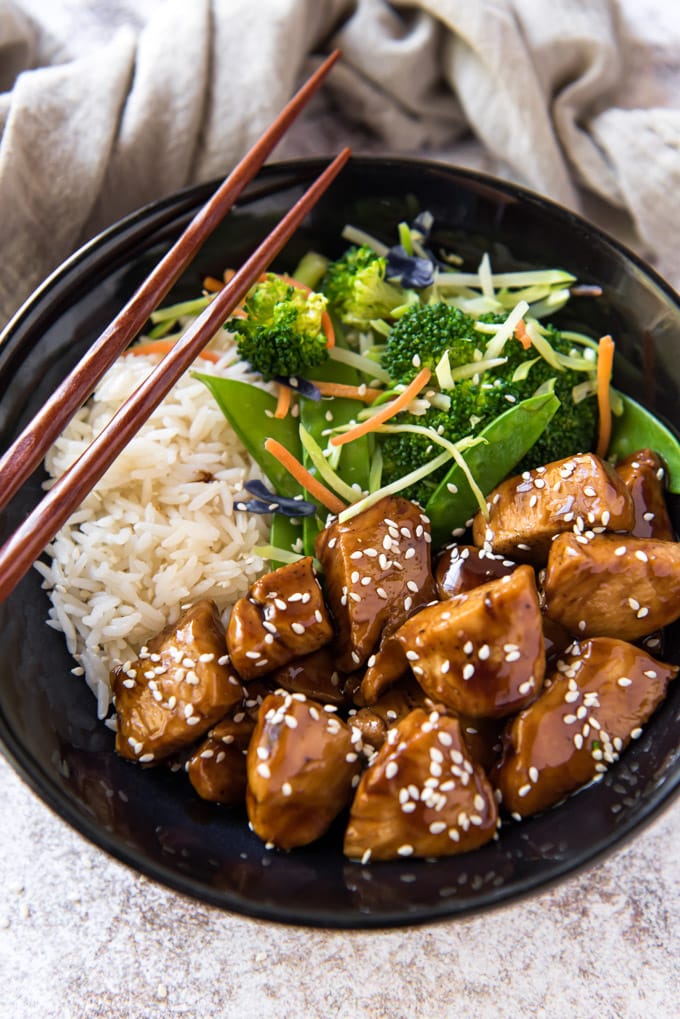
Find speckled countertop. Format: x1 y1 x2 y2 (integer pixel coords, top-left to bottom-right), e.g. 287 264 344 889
2 3 680 1017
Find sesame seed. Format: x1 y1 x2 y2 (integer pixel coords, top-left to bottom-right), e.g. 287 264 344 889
397 844 414 857
635 550 649 562
518 784 532 798
385 761 399 779
257 762 271 779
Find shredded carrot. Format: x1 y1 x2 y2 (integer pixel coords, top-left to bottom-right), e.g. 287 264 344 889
126 341 221 363
595 334 615 458
309 380 382 403
203 275 225 293
330 367 432 448
274 383 292 419
515 319 532 350
263 438 347 514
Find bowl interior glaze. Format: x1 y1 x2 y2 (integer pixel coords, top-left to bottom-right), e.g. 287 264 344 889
0 158 678 928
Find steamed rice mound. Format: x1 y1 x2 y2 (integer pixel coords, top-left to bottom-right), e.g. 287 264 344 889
36 345 269 719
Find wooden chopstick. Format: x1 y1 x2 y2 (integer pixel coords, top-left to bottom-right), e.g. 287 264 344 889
0 49 341 514
0 148 351 602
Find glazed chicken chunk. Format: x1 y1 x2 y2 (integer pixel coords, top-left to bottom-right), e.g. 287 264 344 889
246 691 363 850
543 533 680 641
472 452 635 565
371 565 545 718
495 637 677 817
344 708 498 862
112 599 243 763
614 448 674 540
315 495 437 672
268 646 348 707
350 676 428 751
226 557 333 680
435 544 517 599
187 712 255 805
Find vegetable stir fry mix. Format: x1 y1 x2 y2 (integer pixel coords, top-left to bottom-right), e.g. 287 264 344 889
167 213 676 557
113 213 680 862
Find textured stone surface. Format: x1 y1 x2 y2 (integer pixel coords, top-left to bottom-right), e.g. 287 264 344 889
1 2 679 1017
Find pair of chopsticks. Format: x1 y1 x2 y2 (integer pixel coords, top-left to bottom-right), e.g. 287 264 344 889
0 51 349 602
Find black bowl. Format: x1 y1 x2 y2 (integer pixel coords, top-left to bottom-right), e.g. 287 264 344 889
1 157 679 928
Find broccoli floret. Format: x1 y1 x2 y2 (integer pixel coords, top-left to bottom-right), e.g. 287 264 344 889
321 245 417 329
378 313 597 506
231 273 329 380
496 325 597 470
380 303 481 384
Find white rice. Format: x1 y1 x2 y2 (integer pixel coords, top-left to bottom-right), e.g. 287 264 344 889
36 337 271 718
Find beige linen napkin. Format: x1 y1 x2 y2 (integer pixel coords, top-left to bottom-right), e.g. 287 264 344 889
0 0 678 326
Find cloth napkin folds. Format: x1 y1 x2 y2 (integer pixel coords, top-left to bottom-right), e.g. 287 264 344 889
0 0 678 327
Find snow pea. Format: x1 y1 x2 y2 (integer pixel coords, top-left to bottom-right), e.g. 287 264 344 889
194 374 303 498
607 390 680 494
425 390 560 548
299 359 372 555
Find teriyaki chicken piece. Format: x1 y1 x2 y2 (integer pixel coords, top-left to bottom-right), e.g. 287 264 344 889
543 533 680 640
187 712 255 805
226 556 333 680
614 448 675 540
363 565 545 718
495 636 677 817
246 690 363 850
112 599 243 763
472 452 635 565
315 494 437 673
344 708 499 862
